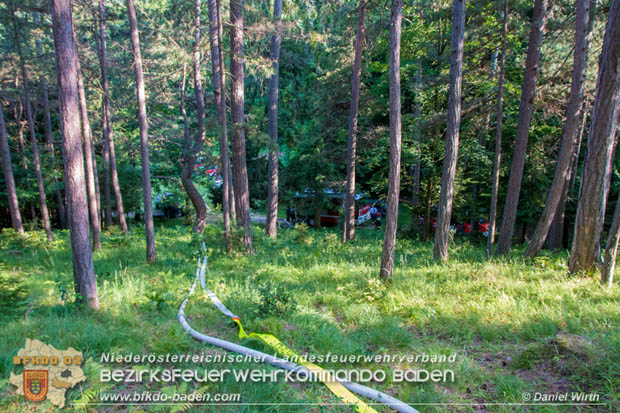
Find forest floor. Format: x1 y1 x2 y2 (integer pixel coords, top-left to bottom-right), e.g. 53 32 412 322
0 220 618 412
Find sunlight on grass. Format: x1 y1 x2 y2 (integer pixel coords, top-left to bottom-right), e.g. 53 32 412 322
0 222 618 411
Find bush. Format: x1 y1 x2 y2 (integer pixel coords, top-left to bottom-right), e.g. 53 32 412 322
257 281 297 317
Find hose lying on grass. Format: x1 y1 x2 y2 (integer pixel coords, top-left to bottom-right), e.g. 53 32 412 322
177 251 419 413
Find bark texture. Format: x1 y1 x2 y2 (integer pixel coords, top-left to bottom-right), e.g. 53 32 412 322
570 0 620 274
496 0 548 254
181 0 209 233
207 0 232 251
0 103 24 234
74 27 102 250
229 0 254 254
343 0 366 243
524 0 592 258
51 0 99 309
379 0 402 280
487 0 508 256
433 0 466 261
220 0 236 225
127 0 157 263
266 0 283 239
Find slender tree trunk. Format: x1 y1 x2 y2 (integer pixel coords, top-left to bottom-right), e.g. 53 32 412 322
524 0 592 258
487 0 508 257
379 0 402 280
179 65 195 227
411 68 422 213
91 131 101 223
93 14 111 228
35 15 66 230
207 0 232 251
14 96 26 163
73 27 102 250
602 191 620 286
126 0 156 263
11 3 53 241
0 104 24 234
548 107 587 250
218 0 236 225
570 0 620 274
343 0 366 243
181 0 209 233
50 0 98 309
229 0 254 254
98 0 127 233
423 175 433 241
434 0 466 261
547 178 569 250
228 162 236 222
101 98 112 227
266 0 283 239
180 62 191 194
496 0 548 254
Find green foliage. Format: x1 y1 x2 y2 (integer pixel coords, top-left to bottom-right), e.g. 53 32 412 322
256 280 297 318
0 269 28 313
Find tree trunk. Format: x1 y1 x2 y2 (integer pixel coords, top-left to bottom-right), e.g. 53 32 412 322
548 107 587 250
11 2 53 241
228 161 237 222
0 103 24 234
50 0 99 309
487 0 508 257
179 61 191 203
90 129 101 224
496 0 547 255
524 0 592 258
36 15 66 230
434 0 466 262
179 66 196 228
181 0 209 234
229 0 254 254
343 0 365 243
14 95 26 163
411 68 422 213
73 27 102 250
266 0 283 239
98 0 127 233
101 102 112 227
218 0 236 226
423 175 433 241
207 0 232 251
602 191 620 287
126 0 156 263
379 0 402 280
570 0 620 274
547 178 569 250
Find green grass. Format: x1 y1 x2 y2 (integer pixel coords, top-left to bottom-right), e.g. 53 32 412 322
0 221 618 412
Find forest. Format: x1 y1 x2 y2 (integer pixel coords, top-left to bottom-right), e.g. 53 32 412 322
0 0 619 411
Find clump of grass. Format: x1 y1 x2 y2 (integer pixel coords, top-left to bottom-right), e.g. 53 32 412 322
256 280 297 317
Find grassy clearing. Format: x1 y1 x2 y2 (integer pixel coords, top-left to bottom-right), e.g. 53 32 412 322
0 221 618 412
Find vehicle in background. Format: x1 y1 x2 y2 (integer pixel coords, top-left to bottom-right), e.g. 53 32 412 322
416 216 490 237
152 192 183 218
292 189 380 227
206 167 223 187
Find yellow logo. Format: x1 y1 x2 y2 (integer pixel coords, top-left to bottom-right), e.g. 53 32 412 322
10 339 86 408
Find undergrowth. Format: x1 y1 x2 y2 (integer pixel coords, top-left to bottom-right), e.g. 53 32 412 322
0 221 618 412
